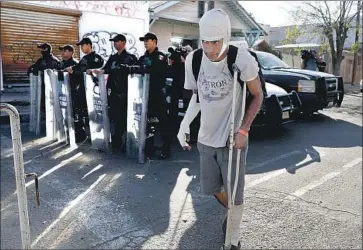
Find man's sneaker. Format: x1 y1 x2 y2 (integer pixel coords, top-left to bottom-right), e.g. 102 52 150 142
158 151 170 160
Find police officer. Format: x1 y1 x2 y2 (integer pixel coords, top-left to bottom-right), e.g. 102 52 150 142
138 32 171 159
27 43 60 75
58 45 78 70
27 43 60 113
92 34 138 151
65 37 104 142
167 46 189 137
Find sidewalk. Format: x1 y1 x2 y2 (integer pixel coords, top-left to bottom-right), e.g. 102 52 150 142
0 123 218 249
0 87 30 124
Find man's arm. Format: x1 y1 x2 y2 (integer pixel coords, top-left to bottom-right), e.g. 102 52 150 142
27 58 42 75
177 93 200 150
239 77 263 132
235 48 263 133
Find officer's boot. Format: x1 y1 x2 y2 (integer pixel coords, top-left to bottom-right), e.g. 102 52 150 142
145 136 155 158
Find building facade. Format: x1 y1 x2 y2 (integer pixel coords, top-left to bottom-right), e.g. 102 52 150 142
149 1 267 51
0 1 149 85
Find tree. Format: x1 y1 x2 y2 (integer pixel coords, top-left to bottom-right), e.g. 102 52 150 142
290 1 362 75
351 0 361 85
281 25 304 45
281 25 304 60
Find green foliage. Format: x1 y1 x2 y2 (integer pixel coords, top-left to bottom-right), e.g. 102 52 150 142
350 41 360 53
281 25 304 54
282 25 303 45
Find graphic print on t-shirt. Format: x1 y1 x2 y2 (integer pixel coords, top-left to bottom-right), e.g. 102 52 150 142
198 65 233 103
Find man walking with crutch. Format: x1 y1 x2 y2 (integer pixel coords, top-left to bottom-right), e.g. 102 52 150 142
178 8 263 249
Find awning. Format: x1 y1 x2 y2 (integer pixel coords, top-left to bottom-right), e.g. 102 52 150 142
274 43 322 49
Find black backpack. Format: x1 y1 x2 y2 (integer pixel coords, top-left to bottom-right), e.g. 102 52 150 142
191 45 267 104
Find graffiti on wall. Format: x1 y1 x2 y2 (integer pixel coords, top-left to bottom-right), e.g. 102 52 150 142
82 31 140 60
2 41 78 65
28 1 148 19
2 41 40 65
1 31 140 65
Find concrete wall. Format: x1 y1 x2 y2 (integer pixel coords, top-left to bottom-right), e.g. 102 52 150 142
79 12 147 60
25 1 149 61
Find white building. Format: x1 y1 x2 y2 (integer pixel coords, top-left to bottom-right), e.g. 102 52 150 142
149 1 267 51
0 1 149 85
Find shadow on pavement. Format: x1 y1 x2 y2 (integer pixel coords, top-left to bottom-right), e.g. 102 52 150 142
246 113 362 175
1 110 362 249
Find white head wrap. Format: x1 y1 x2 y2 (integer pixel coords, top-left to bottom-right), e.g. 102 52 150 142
199 8 231 59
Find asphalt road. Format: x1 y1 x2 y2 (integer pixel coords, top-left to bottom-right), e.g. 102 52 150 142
1 93 362 249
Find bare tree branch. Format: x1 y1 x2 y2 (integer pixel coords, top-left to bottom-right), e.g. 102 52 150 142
323 1 332 24
286 0 358 75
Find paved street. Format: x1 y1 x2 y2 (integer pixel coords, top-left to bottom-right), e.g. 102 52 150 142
1 93 362 249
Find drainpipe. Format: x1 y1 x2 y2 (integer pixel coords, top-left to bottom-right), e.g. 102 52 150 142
198 1 205 18
207 1 214 11
0 47 3 92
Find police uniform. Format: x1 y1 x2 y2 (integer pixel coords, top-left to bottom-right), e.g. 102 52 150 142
69 38 104 141
103 34 138 149
59 57 78 70
58 45 78 73
167 48 186 136
27 43 60 113
27 43 60 75
138 32 171 159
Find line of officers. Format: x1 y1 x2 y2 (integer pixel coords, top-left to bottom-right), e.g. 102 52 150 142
27 32 192 160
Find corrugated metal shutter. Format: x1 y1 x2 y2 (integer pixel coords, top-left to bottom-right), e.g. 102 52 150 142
0 2 81 84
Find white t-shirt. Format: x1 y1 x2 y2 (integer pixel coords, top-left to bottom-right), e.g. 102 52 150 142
184 47 259 148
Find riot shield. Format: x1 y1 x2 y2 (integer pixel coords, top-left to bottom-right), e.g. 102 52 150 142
84 73 111 152
59 72 77 148
126 73 150 164
49 70 67 142
44 69 57 141
29 72 41 135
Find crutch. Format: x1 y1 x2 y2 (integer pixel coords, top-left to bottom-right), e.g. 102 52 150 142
223 63 247 250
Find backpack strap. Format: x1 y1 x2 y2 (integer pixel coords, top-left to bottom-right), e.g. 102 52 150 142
226 45 245 88
192 48 203 82
192 48 203 103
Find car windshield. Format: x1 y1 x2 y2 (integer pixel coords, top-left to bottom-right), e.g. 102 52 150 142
255 52 291 70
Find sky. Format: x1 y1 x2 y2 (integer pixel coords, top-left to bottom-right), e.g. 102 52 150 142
239 1 299 27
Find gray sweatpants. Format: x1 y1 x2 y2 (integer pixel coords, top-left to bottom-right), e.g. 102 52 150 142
197 140 248 205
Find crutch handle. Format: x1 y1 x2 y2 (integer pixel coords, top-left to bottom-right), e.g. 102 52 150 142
232 63 241 73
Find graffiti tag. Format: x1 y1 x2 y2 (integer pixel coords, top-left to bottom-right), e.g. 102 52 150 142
27 1 148 19
82 31 139 60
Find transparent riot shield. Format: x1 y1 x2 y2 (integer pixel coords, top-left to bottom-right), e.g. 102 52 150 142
44 69 57 141
126 73 150 164
84 73 111 152
29 72 42 135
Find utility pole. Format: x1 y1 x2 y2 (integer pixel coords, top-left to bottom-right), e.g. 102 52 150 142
361 1 363 84
207 1 214 11
351 0 361 85
198 1 205 18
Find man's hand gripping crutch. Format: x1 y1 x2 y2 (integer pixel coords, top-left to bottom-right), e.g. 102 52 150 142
223 63 247 250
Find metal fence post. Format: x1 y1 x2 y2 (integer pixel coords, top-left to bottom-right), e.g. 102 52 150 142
0 103 31 249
